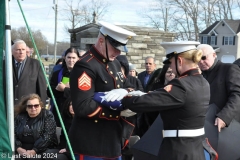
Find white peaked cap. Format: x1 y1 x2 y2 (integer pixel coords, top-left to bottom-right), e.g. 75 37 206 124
98 21 136 44
161 41 200 57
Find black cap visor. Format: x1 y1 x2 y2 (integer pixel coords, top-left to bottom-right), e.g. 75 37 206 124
163 53 175 64
101 32 128 52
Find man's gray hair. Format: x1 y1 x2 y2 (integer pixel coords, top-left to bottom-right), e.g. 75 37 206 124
12 39 26 50
197 44 215 53
145 56 156 63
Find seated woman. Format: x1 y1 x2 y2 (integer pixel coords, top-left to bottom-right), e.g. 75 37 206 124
14 93 58 160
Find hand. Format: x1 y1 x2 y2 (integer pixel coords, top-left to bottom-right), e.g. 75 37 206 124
104 89 128 102
120 109 137 117
56 82 66 91
65 82 70 88
26 150 36 158
59 148 66 153
17 147 27 156
127 90 146 96
215 117 226 132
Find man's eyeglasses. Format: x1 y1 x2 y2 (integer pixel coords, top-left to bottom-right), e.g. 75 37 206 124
27 104 40 109
201 55 207 60
201 53 212 60
166 71 173 74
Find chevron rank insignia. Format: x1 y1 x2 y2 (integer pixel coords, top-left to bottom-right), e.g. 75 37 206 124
164 84 172 92
78 72 91 91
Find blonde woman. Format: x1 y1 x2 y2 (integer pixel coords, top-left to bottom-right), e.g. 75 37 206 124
117 41 212 160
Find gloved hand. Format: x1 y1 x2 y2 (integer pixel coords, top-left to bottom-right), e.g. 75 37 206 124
104 89 128 102
120 109 137 117
93 92 123 111
127 90 146 96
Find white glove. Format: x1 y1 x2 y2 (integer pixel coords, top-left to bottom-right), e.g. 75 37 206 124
127 90 146 96
120 109 137 117
104 89 128 102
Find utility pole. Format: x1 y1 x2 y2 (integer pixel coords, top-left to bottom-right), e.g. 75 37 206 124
53 0 58 64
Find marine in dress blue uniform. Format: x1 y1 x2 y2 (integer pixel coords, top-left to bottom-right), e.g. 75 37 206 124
120 42 211 160
68 21 136 160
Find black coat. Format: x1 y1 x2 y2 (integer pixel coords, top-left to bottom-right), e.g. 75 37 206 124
138 70 155 92
68 46 134 158
15 109 58 153
7 57 47 105
47 66 71 126
122 69 210 160
202 60 240 125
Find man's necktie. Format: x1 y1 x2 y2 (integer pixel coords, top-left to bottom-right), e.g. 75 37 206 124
16 62 21 79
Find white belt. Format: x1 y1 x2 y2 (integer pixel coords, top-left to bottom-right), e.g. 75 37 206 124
163 128 205 137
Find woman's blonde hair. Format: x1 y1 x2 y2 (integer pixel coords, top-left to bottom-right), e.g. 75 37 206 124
14 93 44 116
178 49 202 64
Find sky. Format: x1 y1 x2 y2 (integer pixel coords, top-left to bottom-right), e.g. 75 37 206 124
9 0 149 43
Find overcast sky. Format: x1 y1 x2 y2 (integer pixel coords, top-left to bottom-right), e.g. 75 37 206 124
9 0 149 43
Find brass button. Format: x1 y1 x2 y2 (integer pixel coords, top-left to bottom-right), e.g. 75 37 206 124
116 116 119 118
117 84 120 88
94 120 98 123
90 54 92 56
102 113 105 116
104 81 107 84
109 115 112 117
110 71 113 74
121 80 123 82
103 59 106 62
115 77 118 80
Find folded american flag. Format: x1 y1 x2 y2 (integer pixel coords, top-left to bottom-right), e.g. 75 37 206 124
93 92 123 111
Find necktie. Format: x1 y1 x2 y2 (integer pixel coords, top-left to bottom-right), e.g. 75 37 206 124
16 62 21 79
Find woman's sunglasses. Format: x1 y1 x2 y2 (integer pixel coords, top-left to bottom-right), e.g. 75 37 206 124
27 104 40 109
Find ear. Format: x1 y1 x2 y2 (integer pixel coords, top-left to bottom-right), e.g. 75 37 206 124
213 52 217 58
177 56 183 66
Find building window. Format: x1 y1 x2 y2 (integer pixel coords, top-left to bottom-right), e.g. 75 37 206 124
229 37 233 45
210 36 215 45
224 36 234 45
202 36 208 44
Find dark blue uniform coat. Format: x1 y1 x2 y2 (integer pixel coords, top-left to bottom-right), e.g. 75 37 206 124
122 69 210 160
68 46 134 158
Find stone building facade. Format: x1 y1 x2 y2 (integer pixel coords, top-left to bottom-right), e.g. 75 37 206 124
69 23 176 72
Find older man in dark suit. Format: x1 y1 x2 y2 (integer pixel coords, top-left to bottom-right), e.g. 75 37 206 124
197 44 240 159
11 40 46 105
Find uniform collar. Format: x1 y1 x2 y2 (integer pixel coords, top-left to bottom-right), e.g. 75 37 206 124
90 45 109 64
179 68 200 77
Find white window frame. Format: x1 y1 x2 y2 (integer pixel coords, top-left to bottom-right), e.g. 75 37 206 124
202 36 208 44
210 36 215 45
224 36 234 45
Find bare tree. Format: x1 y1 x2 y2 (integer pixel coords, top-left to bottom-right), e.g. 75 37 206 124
61 0 111 33
169 0 201 41
138 0 176 31
139 0 240 41
11 27 48 55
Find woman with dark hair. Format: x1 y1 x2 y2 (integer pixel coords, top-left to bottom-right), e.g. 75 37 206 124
151 64 176 90
14 93 58 160
47 47 80 127
55 58 64 65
